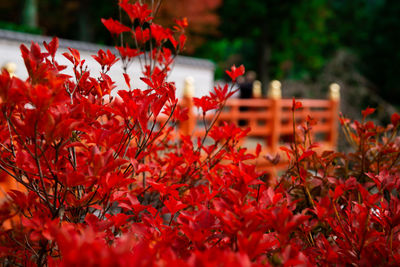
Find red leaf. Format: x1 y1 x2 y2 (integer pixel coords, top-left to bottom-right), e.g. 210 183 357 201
225 64 245 82
133 26 150 44
299 167 308 182
119 0 153 24
193 96 218 114
150 24 170 46
255 143 262 157
43 37 59 58
292 98 302 111
174 17 188 30
63 48 81 66
116 44 142 60
123 73 131 89
101 18 131 35
179 34 187 49
280 146 293 160
391 113 400 127
362 107 375 119
92 49 119 70
164 197 187 215
299 150 315 162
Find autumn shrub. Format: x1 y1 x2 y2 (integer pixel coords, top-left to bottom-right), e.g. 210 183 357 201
0 1 400 266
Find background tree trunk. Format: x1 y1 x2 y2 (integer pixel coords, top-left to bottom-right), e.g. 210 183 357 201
22 0 38 28
78 0 93 42
259 36 271 95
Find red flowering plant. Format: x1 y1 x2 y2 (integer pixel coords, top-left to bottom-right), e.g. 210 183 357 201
0 1 400 266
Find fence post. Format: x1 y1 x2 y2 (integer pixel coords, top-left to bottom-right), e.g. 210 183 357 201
252 80 263 99
180 77 195 135
267 80 282 153
1 62 17 78
328 83 340 149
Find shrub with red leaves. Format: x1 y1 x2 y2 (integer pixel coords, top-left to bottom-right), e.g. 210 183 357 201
0 1 400 266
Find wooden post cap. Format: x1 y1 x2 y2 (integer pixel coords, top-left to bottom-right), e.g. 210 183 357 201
329 83 340 100
183 76 194 97
1 62 17 77
252 80 262 98
268 80 282 99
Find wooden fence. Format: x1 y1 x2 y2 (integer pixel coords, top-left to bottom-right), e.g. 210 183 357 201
176 79 341 172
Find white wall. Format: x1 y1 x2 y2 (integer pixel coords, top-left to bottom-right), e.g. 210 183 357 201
0 38 214 99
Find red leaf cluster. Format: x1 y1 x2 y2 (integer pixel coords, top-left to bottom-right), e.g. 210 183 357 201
92 49 119 72
225 64 245 82
0 1 399 266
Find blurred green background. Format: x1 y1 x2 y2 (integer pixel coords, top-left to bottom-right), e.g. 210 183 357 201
1 0 399 111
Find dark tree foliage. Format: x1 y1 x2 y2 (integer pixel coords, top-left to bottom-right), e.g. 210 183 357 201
359 0 400 104
2 0 400 105
216 0 336 91
328 0 400 104
38 0 119 44
216 0 400 105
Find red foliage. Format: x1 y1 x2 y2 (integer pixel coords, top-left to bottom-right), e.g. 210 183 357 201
0 1 399 266
119 0 153 24
225 64 245 83
101 18 131 36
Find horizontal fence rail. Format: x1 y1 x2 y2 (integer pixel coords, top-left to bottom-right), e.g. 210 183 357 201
163 79 341 172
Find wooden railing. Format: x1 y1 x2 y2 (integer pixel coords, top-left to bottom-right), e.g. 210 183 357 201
173 79 341 171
